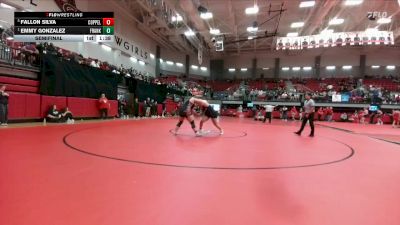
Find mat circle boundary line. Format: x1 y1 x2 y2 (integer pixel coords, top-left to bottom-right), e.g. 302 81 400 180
62 126 355 170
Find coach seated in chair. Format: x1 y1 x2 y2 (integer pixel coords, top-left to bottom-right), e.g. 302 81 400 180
47 105 74 123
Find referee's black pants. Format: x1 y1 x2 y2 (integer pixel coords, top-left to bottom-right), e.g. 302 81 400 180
263 112 272 123
297 112 315 135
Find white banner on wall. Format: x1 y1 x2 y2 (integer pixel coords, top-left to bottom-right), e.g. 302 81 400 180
113 34 150 62
276 31 394 50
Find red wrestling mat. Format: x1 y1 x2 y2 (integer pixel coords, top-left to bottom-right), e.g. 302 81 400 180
1 118 400 225
316 121 400 144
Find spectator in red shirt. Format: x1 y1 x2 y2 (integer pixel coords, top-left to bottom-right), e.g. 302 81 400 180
290 106 298 120
98 93 110 119
392 110 399 128
317 107 324 121
325 107 333 122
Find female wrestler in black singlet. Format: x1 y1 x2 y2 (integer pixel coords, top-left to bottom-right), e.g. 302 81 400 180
194 98 223 135
173 97 197 134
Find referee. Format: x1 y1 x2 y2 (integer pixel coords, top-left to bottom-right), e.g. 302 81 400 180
263 104 276 123
295 93 315 137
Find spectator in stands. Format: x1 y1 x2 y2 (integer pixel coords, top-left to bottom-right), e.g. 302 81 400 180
133 97 139 118
21 43 39 65
0 85 9 126
299 108 303 121
145 98 151 117
340 112 348 122
90 59 100 68
281 106 288 122
375 110 383 125
290 106 298 120
392 110 400 128
350 110 359 123
152 100 158 117
46 105 72 123
325 107 333 122
61 107 74 123
47 105 62 122
98 93 110 119
317 107 324 121
360 107 368 124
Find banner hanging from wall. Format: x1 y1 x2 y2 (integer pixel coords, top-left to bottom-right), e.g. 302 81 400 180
113 34 150 63
276 31 394 50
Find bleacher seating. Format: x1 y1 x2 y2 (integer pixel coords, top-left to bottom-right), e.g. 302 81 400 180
363 78 399 91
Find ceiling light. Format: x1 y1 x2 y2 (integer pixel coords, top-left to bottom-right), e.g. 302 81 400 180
247 26 258 32
377 18 391 24
292 67 301 71
248 36 257 40
171 14 183 22
0 3 16 10
344 0 363 6
291 22 305 28
200 67 207 71
329 18 344 25
176 63 183 67
245 5 259 14
386 65 395 70
287 32 299 37
262 67 269 70
210 28 220 35
342 65 352 69
184 30 195 36
282 67 289 71
159 58 164 63
166 61 174 65
303 66 312 70
228 68 235 72
299 1 315 8
371 65 380 69
241 68 248 71
326 66 336 70
150 53 155 59
200 12 213 19
130 57 137 62
125 73 131 78
139 61 145 65
6 37 14 40
191 65 199 69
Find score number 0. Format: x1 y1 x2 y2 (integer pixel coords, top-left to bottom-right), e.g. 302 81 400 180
102 18 114 26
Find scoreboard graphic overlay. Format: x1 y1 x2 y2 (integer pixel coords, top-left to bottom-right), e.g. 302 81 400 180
14 12 114 42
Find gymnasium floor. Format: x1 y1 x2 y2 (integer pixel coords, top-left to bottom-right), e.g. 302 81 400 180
1 117 399 225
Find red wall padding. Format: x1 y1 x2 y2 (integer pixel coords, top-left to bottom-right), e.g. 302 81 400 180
40 95 67 117
67 97 99 117
25 93 41 118
8 92 26 119
4 84 39 93
67 97 116 118
0 76 39 87
108 100 118 117
139 102 144 116
8 92 41 119
157 104 163 115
